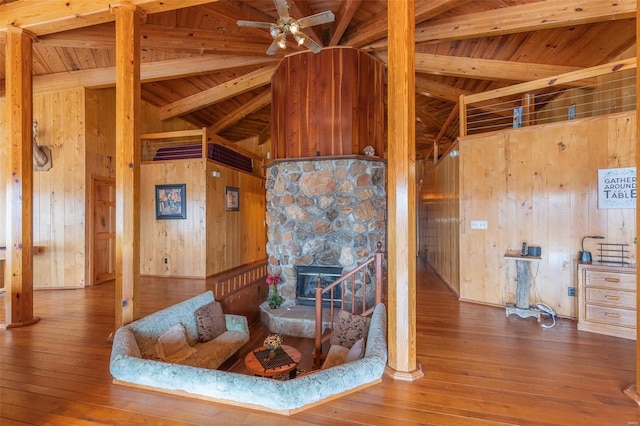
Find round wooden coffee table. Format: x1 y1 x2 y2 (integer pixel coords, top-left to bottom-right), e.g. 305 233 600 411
244 344 301 379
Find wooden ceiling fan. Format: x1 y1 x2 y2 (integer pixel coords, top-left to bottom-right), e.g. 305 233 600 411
237 0 335 55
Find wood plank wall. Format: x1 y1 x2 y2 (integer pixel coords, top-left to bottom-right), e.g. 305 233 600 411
458 111 635 318
140 159 207 277
205 161 266 276
1 87 267 287
1 88 91 289
419 147 460 295
139 159 266 278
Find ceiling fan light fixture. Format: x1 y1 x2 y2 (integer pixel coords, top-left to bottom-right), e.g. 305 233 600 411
277 33 287 49
269 24 281 38
237 0 335 55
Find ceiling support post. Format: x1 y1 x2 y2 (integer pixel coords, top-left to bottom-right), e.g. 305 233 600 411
622 3 640 407
2 27 39 329
112 3 144 329
384 0 423 381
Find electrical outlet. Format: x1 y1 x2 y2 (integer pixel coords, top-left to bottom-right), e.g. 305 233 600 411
470 220 488 230
568 287 576 296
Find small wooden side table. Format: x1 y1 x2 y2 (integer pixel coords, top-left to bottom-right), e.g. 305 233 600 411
244 344 301 379
504 251 542 321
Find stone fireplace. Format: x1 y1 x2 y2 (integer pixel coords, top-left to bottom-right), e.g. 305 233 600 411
261 47 386 337
265 157 386 308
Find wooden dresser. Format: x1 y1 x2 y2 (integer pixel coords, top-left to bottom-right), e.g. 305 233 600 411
577 262 636 340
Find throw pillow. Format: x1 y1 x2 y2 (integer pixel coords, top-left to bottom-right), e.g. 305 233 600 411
194 301 227 343
155 323 197 363
345 337 365 362
330 310 371 349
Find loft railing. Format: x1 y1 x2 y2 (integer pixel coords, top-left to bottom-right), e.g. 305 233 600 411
425 57 637 166
459 57 636 137
140 127 265 177
313 242 385 369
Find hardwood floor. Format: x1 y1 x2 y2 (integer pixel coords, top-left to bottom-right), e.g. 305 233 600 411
1 260 639 425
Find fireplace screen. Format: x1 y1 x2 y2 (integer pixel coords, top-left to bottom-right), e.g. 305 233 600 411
296 265 343 306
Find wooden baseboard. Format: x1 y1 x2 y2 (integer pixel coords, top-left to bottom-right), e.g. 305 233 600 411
384 364 424 381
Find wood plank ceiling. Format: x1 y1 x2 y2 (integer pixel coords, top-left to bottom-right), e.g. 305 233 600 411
0 0 636 156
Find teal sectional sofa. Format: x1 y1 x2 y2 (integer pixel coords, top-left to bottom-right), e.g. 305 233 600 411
109 291 388 414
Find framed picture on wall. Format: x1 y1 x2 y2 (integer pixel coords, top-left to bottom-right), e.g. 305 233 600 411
155 184 187 219
226 186 240 211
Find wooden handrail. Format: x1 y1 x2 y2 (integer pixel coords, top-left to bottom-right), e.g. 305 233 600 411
208 259 268 301
313 242 385 369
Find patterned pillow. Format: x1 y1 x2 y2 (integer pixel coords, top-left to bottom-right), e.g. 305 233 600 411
330 310 371 349
194 301 227 343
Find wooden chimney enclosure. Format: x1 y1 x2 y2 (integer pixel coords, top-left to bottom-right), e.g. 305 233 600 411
271 47 385 160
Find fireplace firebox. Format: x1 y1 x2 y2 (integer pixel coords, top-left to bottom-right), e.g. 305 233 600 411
296 265 343 306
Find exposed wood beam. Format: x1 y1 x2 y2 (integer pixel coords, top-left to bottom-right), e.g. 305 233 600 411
343 0 469 48
258 123 271 146
34 23 280 56
364 0 636 50
375 52 597 88
328 0 362 47
415 103 443 130
0 0 219 36
415 76 516 117
0 55 277 98
206 89 271 135
414 75 468 103
158 65 276 121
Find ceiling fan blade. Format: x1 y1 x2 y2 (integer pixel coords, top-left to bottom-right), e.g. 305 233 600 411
273 0 290 18
237 20 273 29
266 39 280 55
301 33 323 54
298 11 335 28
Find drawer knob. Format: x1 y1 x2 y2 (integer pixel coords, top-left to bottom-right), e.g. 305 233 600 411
604 312 621 318
604 295 620 301
605 277 620 283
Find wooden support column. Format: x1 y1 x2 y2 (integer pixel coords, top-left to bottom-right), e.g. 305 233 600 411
385 0 423 381
2 27 39 328
112 3 144 329
623 5 640 406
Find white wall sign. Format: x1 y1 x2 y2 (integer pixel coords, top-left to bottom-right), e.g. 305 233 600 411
598 167 636 209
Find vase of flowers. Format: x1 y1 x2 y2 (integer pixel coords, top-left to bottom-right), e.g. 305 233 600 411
264 334 282 359
266 274 283 309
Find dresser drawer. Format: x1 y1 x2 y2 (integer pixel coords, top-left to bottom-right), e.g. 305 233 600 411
585 270 635 290
585 288 636 309
585 304 636 327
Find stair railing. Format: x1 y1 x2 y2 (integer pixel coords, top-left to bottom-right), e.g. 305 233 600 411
313 242 385 369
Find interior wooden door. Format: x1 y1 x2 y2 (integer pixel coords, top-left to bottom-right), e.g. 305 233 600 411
91 176 116 284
